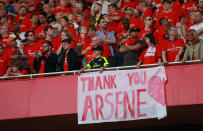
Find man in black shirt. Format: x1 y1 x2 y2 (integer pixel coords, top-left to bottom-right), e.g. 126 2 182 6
34 41 57 73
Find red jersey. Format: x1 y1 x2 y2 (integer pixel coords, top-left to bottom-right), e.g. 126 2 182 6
161 38 185 62
5 48 20 66
0 36 9 49
0 55 8 76
108 12 125 31
64 54 68 71
138 29 152 40
139 46 161 64
23 44 37 73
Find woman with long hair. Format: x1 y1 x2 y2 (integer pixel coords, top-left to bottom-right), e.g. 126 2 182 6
136 33 162 68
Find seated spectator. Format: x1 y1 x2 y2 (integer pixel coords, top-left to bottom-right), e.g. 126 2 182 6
34 41 57 73
182 29 203 61
4 61 27 76
78 45 109 75
136 34 162 68
57 39 78 72
0 44 8 76
161 27 185 63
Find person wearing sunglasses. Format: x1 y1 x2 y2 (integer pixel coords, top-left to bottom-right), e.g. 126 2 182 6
138 16 153 40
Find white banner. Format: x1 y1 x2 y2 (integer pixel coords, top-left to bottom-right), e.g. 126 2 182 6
77 66 167 124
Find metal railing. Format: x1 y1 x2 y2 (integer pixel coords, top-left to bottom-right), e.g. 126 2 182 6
0 60 201 80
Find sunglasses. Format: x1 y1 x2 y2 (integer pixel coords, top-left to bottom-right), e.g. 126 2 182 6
145 18 152 21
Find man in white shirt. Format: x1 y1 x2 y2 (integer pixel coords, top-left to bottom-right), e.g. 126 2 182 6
190 10 203 39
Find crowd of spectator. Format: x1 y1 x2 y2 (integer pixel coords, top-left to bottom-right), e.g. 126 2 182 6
0 0 203 76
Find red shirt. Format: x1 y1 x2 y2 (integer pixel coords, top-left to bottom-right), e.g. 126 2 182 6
138 29 152 40
117 18 141 33
34 24 48 36
153 26 166 45
0 36 9 50
121 2 137 9
64 54 68 71
0 55 8 76
183 1 197 16
139 46 161 64
23 44 37 73
5 47 20 66
108 12 125 32
161 38 185 62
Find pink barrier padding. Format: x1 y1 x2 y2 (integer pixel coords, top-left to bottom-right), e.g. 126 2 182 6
0 64 203 120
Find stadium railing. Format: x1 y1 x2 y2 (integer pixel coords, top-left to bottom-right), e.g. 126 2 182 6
0 60 201 80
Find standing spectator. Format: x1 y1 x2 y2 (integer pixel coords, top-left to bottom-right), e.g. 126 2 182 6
0 44 8 76
138 16 153 40
161 27 185 63
0 25 9 49
14 6 30 32
89 3 102 27
107 4 123 32
78 45 109 75
60 16 77 37
57 39 78 72
190 10 203 40
34 41 57 73
182 29 203 61
91 0 112 15
96 17 116 57
35 11 48 37
26 14 39 32
76 12 91 28
117 18 131 45
119 33 143 66
23 31 38 73
136 34 162 68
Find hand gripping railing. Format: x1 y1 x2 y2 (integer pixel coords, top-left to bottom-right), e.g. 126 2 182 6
0 60 201 80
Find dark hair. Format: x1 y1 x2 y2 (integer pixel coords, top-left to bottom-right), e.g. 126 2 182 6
43 25 53 34
19 6 27 12
61 16 69 23
77 12 86 20
129 28 140 33
25 31 35 38
61 39 71 44
0 44 3 49
108 4 118 10
39 11 47 17
98 16 105 25
87 24 96 31
94 3 102 8
159 17 168 25
30 13 37 19
145 34 156 46
43 40 52 48
0 15 8 20
162 0 173 4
